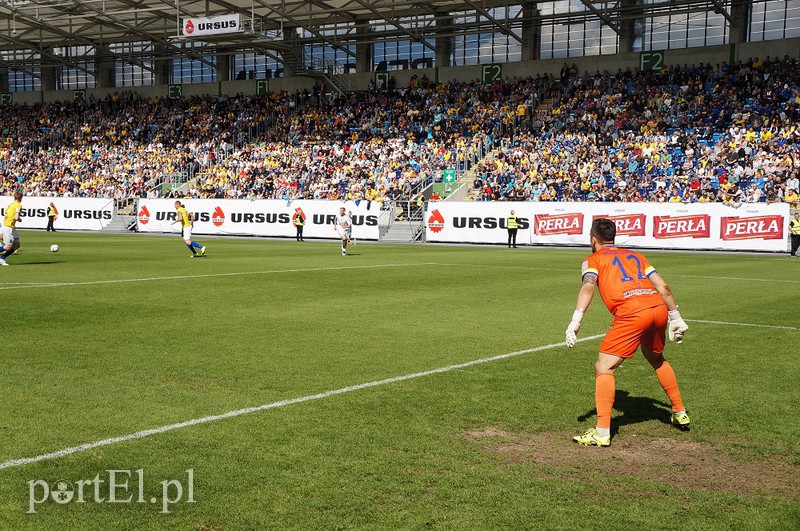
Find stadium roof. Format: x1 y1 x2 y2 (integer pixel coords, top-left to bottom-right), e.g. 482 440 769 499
0 0 742 70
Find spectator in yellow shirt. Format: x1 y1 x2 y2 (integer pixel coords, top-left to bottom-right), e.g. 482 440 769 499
785 189 799 211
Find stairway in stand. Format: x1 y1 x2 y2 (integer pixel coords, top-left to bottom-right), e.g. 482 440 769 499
101 215 137 232
381 221 423 242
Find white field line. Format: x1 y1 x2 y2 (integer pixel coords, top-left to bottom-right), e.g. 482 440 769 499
0 282 63 286
670 274 800 284
436 262 800 284
436 262 574 273
686 319 800 331
0 334 605 471
0 263 437 291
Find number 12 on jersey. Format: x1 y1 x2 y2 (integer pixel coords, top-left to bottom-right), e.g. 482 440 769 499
612 255 648 282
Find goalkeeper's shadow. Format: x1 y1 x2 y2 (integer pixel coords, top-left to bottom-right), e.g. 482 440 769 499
577 390 672 431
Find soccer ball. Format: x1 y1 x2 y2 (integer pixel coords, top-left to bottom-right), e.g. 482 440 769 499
50 244 59 253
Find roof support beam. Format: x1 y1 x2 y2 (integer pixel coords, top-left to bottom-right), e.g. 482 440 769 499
349 0 435 51
709 0 733 23
0 56 41 80
461 0 522 44
577 0 620 34
92 0 218 70
0 33 95 76
253 0 356 57
0 3 150 77
0 0 751 79
0 5 104 56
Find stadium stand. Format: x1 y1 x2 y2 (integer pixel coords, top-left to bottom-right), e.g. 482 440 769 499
469 57 800 204
0 57 797 207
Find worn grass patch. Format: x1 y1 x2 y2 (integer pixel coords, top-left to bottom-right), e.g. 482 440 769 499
463 427 799 501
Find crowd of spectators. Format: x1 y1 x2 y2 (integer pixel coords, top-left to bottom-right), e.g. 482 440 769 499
471 55 800 206
183 79 550 203
0 91 280 198
0 79 549 204
0 55 798 207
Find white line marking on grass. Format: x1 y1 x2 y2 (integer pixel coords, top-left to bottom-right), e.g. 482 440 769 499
671 274 800 284
686 319 800 331
435 262 575 273
437 263 800 285
0 282 63 286
0 263 436 291
0 334 605 471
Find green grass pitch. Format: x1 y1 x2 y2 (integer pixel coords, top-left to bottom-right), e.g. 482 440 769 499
0 231 797 529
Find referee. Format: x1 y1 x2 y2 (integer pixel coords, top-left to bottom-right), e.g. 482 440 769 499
790 212 800 257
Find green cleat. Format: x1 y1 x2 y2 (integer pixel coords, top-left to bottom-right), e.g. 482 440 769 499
671 411 691 431
200 246 207 256
573 428 611 447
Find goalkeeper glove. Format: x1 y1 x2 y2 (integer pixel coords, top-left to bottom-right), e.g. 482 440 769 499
668 307 688 343
565 309 584 348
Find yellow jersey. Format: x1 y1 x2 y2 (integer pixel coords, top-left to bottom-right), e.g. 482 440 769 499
176 207 193 228
4 201 21 228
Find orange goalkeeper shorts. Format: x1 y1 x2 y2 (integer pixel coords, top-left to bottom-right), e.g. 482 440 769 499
599 304 668 358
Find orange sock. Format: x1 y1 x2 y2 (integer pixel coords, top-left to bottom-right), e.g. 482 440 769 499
595 373 616 430
654 360 685 413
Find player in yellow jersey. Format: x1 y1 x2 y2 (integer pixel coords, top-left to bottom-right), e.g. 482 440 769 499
171 201 206 257
0 191 23 266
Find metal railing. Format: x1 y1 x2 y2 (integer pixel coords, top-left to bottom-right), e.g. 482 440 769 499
309 58 351 93
283 39 351 95
114 197 137 215
378 208 394 239
386 198 426 242
145 170 193 197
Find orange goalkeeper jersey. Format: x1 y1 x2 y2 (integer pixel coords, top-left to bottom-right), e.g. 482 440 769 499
581 246 664 316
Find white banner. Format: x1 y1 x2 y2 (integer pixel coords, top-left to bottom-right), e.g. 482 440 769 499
0 196 114 231
182 15 241 37
425 202 790 252
137 199 381 240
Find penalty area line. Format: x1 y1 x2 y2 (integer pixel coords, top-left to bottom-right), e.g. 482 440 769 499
0 334 605 471
0 263 437 291
686 319 800 331
434 263 800 284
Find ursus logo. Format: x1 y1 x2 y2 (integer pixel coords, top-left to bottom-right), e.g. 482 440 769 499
184 20 195 35
212 206 225 227
428 209 445 233
138 205 150 225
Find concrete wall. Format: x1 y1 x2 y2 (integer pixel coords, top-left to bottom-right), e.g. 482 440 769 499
4 37 800 105
739 39 800 61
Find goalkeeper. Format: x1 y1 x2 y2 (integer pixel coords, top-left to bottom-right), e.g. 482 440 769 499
565 218 690 447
